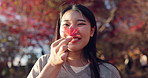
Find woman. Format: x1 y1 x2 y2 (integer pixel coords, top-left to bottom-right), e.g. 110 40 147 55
27 4 121 78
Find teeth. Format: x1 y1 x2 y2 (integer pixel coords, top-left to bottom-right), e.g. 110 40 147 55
72 38 79 41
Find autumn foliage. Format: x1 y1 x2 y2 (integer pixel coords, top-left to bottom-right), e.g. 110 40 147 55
0 0 148 77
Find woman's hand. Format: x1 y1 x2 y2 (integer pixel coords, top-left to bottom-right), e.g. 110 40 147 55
35 38 72 78
48 37 72 66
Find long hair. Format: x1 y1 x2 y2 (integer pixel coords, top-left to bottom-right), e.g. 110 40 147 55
54 4 102 78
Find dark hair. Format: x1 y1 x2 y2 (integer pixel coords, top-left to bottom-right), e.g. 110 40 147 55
55 4 102 78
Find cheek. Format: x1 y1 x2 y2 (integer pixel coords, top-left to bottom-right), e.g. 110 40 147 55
59 27 66 38
80 27 91 36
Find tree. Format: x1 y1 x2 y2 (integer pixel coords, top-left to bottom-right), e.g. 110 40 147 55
0 0 148 77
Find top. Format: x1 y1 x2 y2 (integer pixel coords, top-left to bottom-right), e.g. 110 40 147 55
27 54 121 78
70 63 89 73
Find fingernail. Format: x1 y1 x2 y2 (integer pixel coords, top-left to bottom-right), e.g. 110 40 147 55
66 36 72 38
67 36 72 39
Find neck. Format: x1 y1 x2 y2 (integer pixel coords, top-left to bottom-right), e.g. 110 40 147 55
67 51 88 67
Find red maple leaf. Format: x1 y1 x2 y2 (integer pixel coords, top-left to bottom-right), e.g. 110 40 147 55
64 25 79 36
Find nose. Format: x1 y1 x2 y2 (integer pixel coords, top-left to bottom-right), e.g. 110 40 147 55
69 24 76 29
64 24 79 36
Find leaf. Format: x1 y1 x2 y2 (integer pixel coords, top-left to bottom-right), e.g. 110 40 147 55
64 25 79 36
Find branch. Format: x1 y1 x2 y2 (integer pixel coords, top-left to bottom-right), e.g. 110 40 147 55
99 8 117 32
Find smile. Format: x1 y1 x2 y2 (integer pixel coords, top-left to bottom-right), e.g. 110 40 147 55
70 36 81 43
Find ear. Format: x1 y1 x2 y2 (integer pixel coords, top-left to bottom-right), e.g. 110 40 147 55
90 27 95 37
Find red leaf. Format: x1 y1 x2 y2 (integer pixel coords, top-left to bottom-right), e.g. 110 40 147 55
64 25 79 36
130 21 145 31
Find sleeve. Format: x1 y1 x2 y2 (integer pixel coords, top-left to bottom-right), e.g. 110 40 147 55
27 55 49 78
100 63 121 78
110 65 121 78
105 63 121 78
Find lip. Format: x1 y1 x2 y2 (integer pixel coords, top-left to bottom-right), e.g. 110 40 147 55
69 36 81 43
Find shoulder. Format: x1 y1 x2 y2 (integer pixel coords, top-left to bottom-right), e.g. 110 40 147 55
99 63 118 72
38 54 50 62
27 54 50 78
37 54 50 67
31 54 50 71
99 63 121 78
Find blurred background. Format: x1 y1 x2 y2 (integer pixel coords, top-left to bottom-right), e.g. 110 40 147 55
0 0 148 78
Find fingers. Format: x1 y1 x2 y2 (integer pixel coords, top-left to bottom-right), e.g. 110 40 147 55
60 52 69 62
51 37 72 48
58 45 68 55
56 37 72 50
51 38 64 47
51 37 72 53
49 37 72 65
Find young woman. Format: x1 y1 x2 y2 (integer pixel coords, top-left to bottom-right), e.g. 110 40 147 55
27 4 121 78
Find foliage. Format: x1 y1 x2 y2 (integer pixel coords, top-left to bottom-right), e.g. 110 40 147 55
0 0 148 77
97 0 148 59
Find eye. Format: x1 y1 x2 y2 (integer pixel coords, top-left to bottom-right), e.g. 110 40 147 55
63 24 70 27
78 23 86 26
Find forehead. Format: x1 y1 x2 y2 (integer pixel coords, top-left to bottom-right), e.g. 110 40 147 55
61 10 88 21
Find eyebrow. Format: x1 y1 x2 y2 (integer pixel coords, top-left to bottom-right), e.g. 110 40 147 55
77 19 86 22
62 19 87 22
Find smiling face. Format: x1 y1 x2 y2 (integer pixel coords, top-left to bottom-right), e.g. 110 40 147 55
60 10 95 52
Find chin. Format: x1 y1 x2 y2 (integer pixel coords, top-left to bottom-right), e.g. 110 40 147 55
68 44 85 52
68 45 79 51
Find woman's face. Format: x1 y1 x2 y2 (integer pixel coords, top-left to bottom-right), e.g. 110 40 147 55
60 10 95 52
